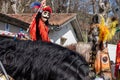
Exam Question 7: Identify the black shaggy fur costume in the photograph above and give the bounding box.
[0,38,90,80]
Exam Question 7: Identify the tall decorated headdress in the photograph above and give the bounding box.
[30,1,41,9]
[42,6,52,13]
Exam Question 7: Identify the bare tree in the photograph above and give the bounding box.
[0,0,33,14]
[51,0,55,12]
[113,0,120,18]
[91,0,97,14]
[98,0,111,20]
[66,0,70,13]
[116,0,120,6]
[1,0,10,14]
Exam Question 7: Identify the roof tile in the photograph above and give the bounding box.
[7,13,76,26]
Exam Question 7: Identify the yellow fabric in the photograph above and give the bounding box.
[97,24,109,42]
[98,15,118,42]
[107,18,118,41]
[98,15,109,42]
[99,15,105,26]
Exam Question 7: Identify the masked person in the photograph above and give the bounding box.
[29,5,52,42]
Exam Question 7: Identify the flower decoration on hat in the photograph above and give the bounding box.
[30,1,41,9]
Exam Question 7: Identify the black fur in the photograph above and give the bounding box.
[0,38,90,80]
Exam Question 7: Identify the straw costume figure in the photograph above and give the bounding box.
[88,1,118,79]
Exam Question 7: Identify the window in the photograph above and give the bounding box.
[19,28,23,33]
[5,24,9,32]
[60,37,67,45]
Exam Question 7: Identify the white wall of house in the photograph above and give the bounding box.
[0,22,6,30]
[49,23,78,46]
[108,44,117,63]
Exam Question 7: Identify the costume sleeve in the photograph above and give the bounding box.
[29,17,36,41]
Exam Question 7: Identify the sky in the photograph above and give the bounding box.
[109,0,117,6]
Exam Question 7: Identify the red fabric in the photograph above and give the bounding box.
[42,6,52,13]
[29,14,50,42]
[115,41,120,77]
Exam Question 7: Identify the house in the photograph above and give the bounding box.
[0,13,29,39]
[0,13,84,46]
